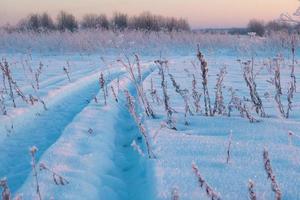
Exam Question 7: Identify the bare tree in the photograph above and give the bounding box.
[81,14,109,29]
[56,11,78,32]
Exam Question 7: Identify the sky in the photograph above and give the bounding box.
[0,0,298,28]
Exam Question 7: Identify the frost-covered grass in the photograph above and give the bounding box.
[0,31,300,200]
[142,57,300,199]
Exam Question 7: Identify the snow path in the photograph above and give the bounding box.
[107,69,155,200]
[0,68,123,193]
[17,65,155,199]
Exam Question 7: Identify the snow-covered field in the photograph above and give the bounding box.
[0,31,300,200]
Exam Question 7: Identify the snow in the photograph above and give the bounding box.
[0,32,300,200]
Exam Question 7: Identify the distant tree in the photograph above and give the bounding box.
[129,12,159,31]
[56,11,78,32]
[27,14,40,30]
[40,13,55,30]
[112,12,128,30]
[11,11,190,32]
[265,20,292,33]
[247,19,265,37]
[81,14,109,29]
[175,18,190,31]
[16,13,54,31]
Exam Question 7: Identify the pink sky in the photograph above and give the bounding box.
[0,0,298,28]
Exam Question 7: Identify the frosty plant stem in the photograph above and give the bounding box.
[0,90,7,115]
[263,148,281,200]
[0,177,11,200]
[0,60,29,108]
[63,66,71,82]
[196,45,212,116]
[118,55,155,118]
[287,131,300,146]
[169,73,193,125]
[99,73,107,105]
[272,58,288,118]
[226,131,232,164]
[111,85,118,102]
[248,179,257,200]
[34,62,43,90]
[39,163,69,185]
[0,61,16,108]
[192,162,221,200]
[30,146,42,200]
[213,67,227,116]
[290,35,296,93]
[155,59,176,130]
[192,74,201,113]
[125,90,156,159]
[240,60,266,117]
[150,78,161,105]
[228,87,257,123]
[171,187,179,200]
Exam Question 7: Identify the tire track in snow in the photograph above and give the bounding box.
[106,67,155,200]
[16,65,155,200]
[0,69,123,193]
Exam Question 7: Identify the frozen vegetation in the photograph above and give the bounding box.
[0,30,300,200]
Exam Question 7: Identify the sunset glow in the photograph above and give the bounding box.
[0,0,299,28]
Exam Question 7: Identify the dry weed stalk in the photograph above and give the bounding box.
[0,61,16,107]
[0,60,30,109]
[171,187,179,200]
[248,179,257,200]
[150,78,161,105]
[192,162,221,200]
[99,73,107,105]
[290,35,296,93]
[287,130,300,146]
[240,60,266,117]
[192,74,201,113]
[263,148,281,200]
[34,62,43,90]
[196,45,212,116]
[125,90,156,159]
[155,59,176,130]
[272,58,288,118]
[63,67,71,82]
[0,89,7,115]
[39,163,69,185]
[269,55,296,118]
[213,67,227,116]
[0,178,11,200]
[30,146,42,200]
[118,55,155,118]
[228,88,257,123]
[111,86,118,102]
[169,74,193,125]
[226,131,232,164]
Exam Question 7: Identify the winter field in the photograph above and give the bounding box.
[0,30,300,200]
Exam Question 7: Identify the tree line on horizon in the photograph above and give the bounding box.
[231,19,300,36]
[3,11,191,32]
